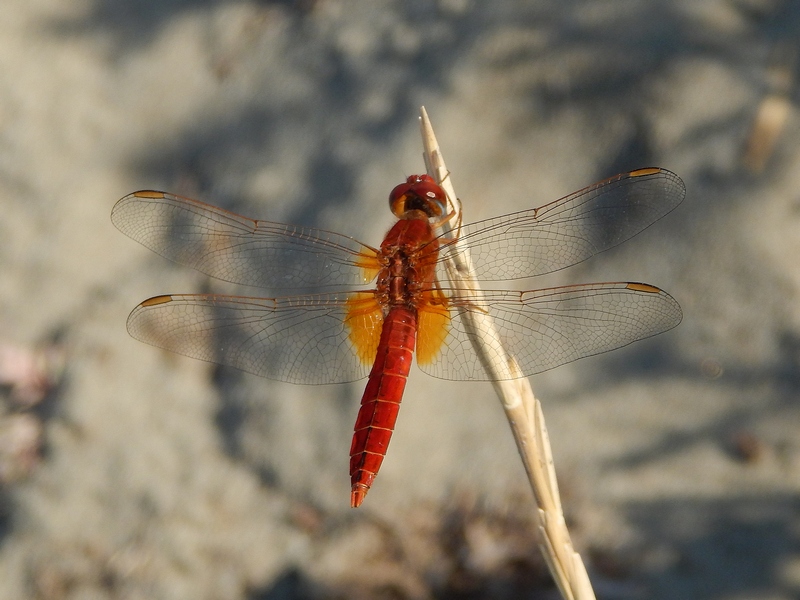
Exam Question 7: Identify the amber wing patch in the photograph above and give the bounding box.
[356,248,381,284]
[416,289,451,365]
[345,294,384,365]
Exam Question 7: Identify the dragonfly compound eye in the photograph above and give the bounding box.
[388,175,447,218]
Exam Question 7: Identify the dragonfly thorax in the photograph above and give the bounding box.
[375,214,440,312]
[377,251,423,310]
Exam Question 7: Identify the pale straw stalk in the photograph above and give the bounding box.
[419,107,596,600]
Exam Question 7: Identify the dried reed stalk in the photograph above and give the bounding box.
[419,107,596,600]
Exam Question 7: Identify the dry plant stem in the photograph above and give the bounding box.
[418,107,596,600]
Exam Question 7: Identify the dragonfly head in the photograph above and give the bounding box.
[389,174,448,220]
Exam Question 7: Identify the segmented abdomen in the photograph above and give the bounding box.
[349,306,416,508]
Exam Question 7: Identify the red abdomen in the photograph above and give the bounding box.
[349,306,417,508]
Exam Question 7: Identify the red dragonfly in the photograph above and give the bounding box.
[112,167,684,507]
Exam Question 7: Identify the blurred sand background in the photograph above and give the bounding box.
[1,0,800,598]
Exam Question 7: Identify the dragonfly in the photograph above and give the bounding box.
[112,167,684,507]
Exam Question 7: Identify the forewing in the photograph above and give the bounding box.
[418,282,682,381]
[126,292,382,384]
[112,191,380,291]
[439,168,685,281]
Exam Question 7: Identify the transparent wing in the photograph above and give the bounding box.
[126,292,382,384]
[112,191,379,291]
[437,168,685,281]
[418,282,682,381]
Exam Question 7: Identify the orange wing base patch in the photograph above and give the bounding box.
[416,289,450,365]
[356,248,381,284]
[345,294,384,365]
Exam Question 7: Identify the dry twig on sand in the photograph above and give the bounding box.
[419,107,596,600]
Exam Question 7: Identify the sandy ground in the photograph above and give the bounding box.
[1,0,799,598]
